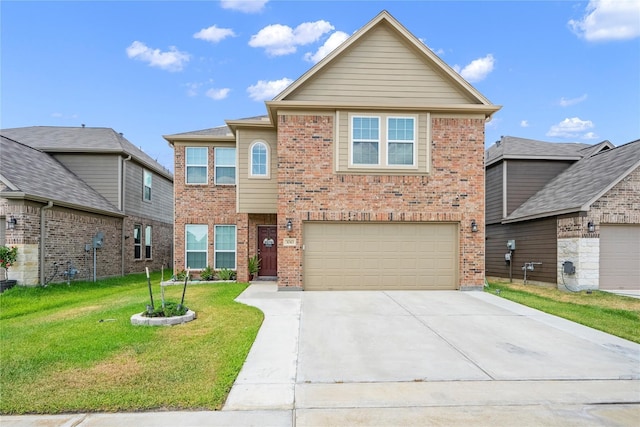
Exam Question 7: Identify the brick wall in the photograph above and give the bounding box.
[276,114,486,289]
[173,144,244,278]
[1,199,123,285]
[123,215,173,275]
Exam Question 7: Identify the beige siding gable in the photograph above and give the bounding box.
[284,22,475,105]
[237,128,278,213]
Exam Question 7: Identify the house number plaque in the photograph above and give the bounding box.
[283,238,297,247]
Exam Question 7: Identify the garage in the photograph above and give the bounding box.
[303,222,458,290]
[600,224,640,290]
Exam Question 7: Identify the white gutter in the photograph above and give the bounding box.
[40,201,53,286]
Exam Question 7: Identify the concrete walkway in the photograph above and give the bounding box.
[3,283,639,426]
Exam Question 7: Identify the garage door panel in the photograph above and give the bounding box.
[600,225,640,290]
[304,222,458,290]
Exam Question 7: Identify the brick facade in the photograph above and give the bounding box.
[1,199,122,285]
[556,167,639,289]
[276,114,485,289]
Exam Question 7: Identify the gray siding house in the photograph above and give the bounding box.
[0,126,173,286]
[485,136,640,292]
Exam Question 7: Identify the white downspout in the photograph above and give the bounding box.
[40,201,53,286]
[121,155,132,276]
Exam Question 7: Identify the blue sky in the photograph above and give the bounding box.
[2,0,639,172]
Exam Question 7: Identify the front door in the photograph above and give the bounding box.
[258,226,277,277]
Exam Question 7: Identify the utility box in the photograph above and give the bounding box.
[507,240,516,250]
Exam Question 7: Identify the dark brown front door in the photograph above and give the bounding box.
[258,226,277,277]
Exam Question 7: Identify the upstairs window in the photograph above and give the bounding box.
[250,141,269,177]
[143,169,152,201]
[186,147,208,184]
[215,147,236,185]
[352,116,380,165]
[387,117,415,166]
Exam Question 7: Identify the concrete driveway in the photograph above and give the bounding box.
[226,283,640,426]
[3,283,639,427]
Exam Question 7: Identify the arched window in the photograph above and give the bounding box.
[250,141,269,177]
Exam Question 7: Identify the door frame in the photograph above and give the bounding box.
[257,225,278,278]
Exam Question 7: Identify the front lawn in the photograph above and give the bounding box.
[0,272,263,414]
[486,281,640,344]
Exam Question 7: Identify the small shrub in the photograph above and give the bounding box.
[173,269,187,281]
[200,265,215,281]
[217,268,236,281]
[144,301,188,318]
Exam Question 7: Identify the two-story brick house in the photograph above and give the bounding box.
[165,11,500,290]
[1,126,173,286]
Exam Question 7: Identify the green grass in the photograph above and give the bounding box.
[0,271,263,414]
[486,281,640,344]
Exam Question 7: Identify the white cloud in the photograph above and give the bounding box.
[546,117,596,138]
[126,41,190,72]
[569,0,640,41]
[247,77,293,101]
[520,120,529,128]
[582,132,599,140]
[194,25,236,43]
[304,31,349,63]
[185,82,202,97]
[249,20,334,56]
[206,88,231,100]
[453,54,495,83]
[220,0,268,13]
[559,94,588,107]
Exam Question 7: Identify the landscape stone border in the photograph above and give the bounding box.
[130,310,196,326]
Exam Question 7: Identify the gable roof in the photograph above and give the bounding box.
[0,126,173,180]
[266,10,500,119]
[504,139,640,222]
[0,136,123,216]
[484,136,615,166]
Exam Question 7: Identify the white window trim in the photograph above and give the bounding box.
[350,115,381,166]
[143,169,152,201]
[185,147,209,185]
[249,141,270,179]
[386,116,417,167]
[145,225,152,259]
[348,113,419,170]
[134,224,142,260]
[214,225,237,270]
[185,224,208,270]
[214,147,236,186]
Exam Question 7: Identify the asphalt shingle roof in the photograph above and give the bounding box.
[0,126,172,180]
[505,139,640,221]
[0,136,122,216]
[485,136,592,166]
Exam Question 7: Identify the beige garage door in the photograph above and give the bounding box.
[303,222,458,290]
[600,225,640,290]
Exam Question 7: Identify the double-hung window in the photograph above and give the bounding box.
[186,224,208,269]
[350,115,416,168]
[250,142,268,177]
[133,224,142,259]
[214,225,236,269]
[186,147,208,184]
[145,225,152,259]
[143,170,152,201]
[387,117,415,166]
[352,116,380,165]
[215,147,236,185]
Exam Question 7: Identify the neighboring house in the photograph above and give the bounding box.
[485,136,640,291]
[164,11,500,291]
[0,126,174,286]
